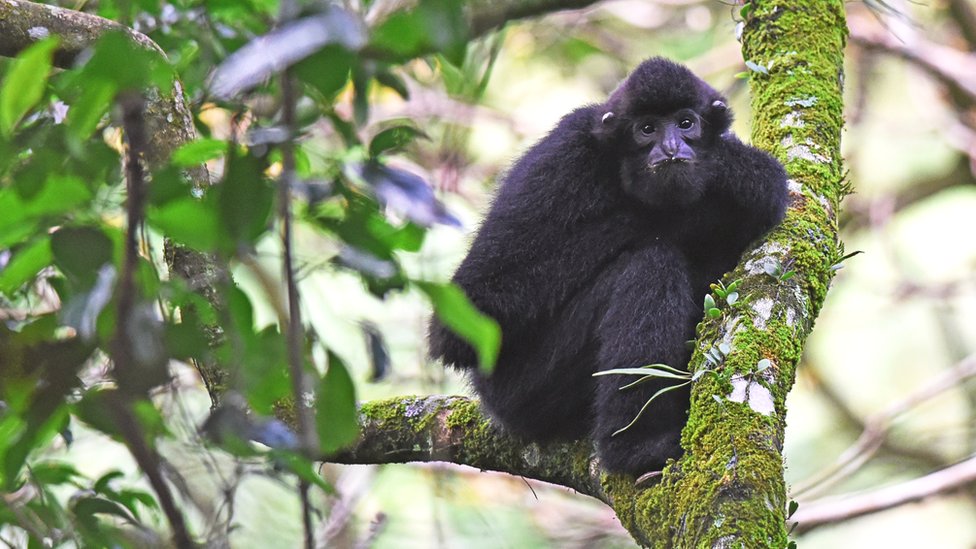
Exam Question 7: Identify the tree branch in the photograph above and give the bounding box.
[464,0,599,36]
[849,14,976,108]
[330,396,607,500]
[791,354,976,500]
[792,454,976,532]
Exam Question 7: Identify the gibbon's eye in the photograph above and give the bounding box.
[640,123,655,135]
[678,118,694,130]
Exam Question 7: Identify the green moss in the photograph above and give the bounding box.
[445,398,484,429]
[618,2,849,545]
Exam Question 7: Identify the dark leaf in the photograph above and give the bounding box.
[93,471,125,494]
[50,226,115,288]
[316,352,359,454]
[416,281,500,373]
[72,496,136,524]
[217,148,274,251]
[368,125,428,158]
[30,462,81,486]
[209,8,365,98]
[250,418,299,450]
[293,45,355,100]
[270,451,333,493]
[374,69,410,99]
[352,67,370,126]
[361,321,390,382]
[59,264,115,341]
[336,245,397,279]
[358,163,460,227]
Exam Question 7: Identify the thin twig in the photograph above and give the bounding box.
[276,16,317,543]
[792,353,976,499]
[115,92,195,549]
[792,454,976,532]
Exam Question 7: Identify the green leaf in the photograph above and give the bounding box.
[164,312,210,361]
[0,37,59,136]
[30,461,82,486]
[611,381,691,436]
[316,352,360,454]
[93,470,126,494]
[437,55,465,95]
[726,291,739,305]
[415,281,500,373]
[66,80,116,140]
[4,395,74,489]
[0,237,52,295]
[238,328,291,415]
[707,307,722,319]
[270,451,334,493]
[26,175,94,218]
[72,495,136,523]
[82,32,172,91]
[293,45,354,100]
[703,294,716,312]
[691,368,715,382]
[170,138,227,167]
[217,149,273,251]
[50,227,114,287]
[148,197,221,251]
[73,389,124,440]
[368,125,427,158]
[148,166,193,206]
[375,69,409,99]
[369,0,468,64]
[756,358,772,372]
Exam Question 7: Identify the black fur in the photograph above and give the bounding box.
[428,58,788,474]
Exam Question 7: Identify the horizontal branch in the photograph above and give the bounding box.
[791,354,976,500]
[792,454,976,532]
[464,0,600,35]
[850,16,976,107]
[0,0,163,66]
[329,395,607,501]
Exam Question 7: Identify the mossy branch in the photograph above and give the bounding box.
[329,395,607,499]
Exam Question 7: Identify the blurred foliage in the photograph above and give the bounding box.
[0,0,501,545]
[2,0,976,547]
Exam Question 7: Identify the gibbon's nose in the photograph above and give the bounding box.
[661,135,680,158]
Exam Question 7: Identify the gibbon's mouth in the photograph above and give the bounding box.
[649,158,693,170]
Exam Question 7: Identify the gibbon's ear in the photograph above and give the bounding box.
[592,109,619,144]
[703,99,733,134]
